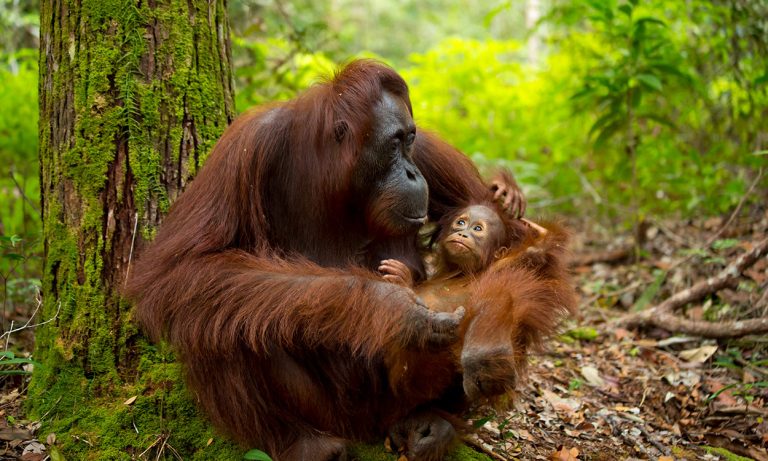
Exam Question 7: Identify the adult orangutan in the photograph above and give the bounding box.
[127,60,538,461]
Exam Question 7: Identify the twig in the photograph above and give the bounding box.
[616,237,768,337]
[4,321,12,350]
[577,170,602,205]
[733,356,768,377]
[461,435,507,461]
[8,170,40,214]
[664,167,763,273]
[125,212,139,289]
[638,424,669,456]
[71,434,94,447]
[570,247,632,267]
[139,435,162,459]
[701,167,763,248]
[0,295,61,344]
[713,404,768,416]
[579,281,642,309]
[39,396,62,423]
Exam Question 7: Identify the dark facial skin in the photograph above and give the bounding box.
[441,205,505,273]
[353,91,429,236]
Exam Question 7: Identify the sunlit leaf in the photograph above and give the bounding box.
[711,239,738,250]
[633,16,667,28]
[637,73,662,91]
[243,449,273,461]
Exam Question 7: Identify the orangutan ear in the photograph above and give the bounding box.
[334,120,349,143]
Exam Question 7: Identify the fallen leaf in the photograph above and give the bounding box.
[20,454,45,461]
[206,438,213,446]
[658,456,674,461]
[123,396,137,406]
[542,389,581,416]
[663,370,701,387]
[614,328,631,340]
[678,345,718,363]
[550,445,580,460]
[0,390,20,406]
[634,339,657,348]
[45,433,56,445]
[0,428,33,442]
[21,441,46,455]
[580,366,605,387]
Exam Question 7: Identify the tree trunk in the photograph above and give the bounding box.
[31,0,236,458]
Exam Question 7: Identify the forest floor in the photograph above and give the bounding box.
[465,208,768,461]
[0,209,766,461]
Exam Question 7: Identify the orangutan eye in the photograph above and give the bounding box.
[456,219,465,226]
[406,131,416,146]
[473,225,483,232]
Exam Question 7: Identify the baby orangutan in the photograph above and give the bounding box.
[379,204,542,287]
[379,201,571,398]
[379,203,575,459]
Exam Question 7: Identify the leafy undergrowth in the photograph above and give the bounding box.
[0,209,766,460]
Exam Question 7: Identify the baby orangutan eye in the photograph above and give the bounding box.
[473,225,483,232]
[456,219,465,226]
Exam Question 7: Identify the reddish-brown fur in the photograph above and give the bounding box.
[127,59,573,461]
[387,206,577,408]
[127,60,505,460]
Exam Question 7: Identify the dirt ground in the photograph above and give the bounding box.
[0,209,766,461]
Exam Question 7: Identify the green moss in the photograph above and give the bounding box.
[703,446,754,461]
[32,341,243,460]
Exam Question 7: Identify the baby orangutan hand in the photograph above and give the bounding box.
[379,259,414,287]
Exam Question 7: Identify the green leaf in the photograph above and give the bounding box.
[705,383,738,403]
[633,16,667,28]
[632,271,667,312]
[618,4,633,17]
[0,358,41,367]
[244,449,273,461]
[712,239,739,250]
[642,113,676,129]
[594,119,624,148]
[570,86,597,101]
[589,111,622,139]
[472,416,492,428]
[566,327,599,341]
[636,73,662,91]
[483,1,512,28]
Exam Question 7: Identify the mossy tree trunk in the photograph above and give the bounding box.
[31,0,237,458]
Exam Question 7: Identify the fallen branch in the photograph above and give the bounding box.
[615,237,768,338]
[570,247,632,267]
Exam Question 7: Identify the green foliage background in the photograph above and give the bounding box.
[2,0,766,336]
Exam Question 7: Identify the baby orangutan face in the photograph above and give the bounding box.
[441,205,505,273]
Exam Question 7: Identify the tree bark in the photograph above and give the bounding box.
[32,0,235,457]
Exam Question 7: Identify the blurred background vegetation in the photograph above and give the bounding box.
[1,0,766,317]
